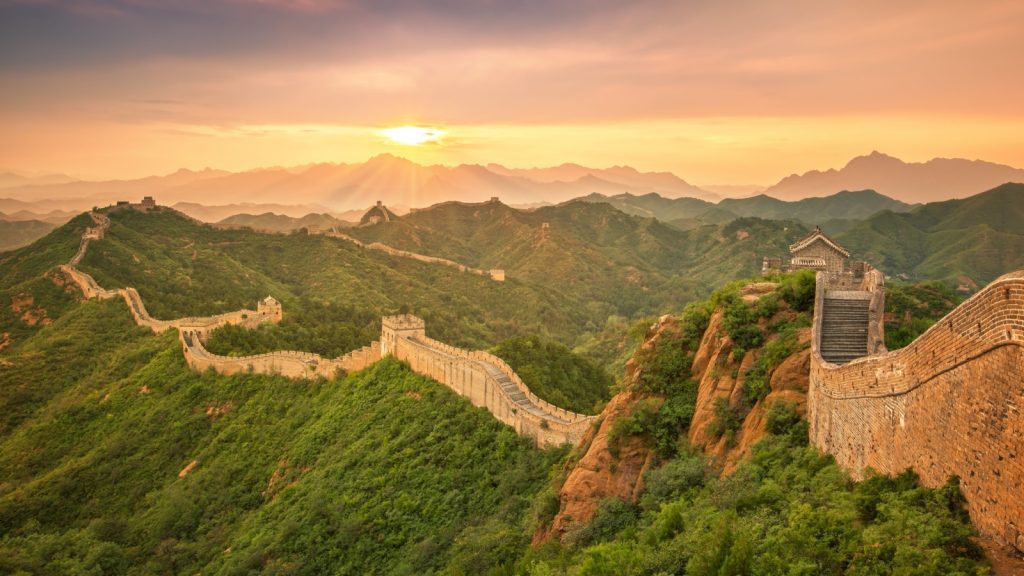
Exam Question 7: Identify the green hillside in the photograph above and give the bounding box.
[216,212,352,234]
[576,192,734,229]
[838,183,1024,287]
[720,189,914,223]
[0,207,614,411]
[0,213,93,347]
[75,208,590,352]
[0,299,564,574]
[0,226,992,574]
[0,218,57,252]
[347,200,805,318]
[576,189,913,231]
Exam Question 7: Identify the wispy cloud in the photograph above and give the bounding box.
[1,0,1023,179]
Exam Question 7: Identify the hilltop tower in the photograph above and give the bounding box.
[381,315,426,356]
[762,225,867,287]
[257,296,283,322]
[787,226,849,279]
[359,201,397,226]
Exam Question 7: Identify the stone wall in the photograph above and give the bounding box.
[181,332,380,379]
[119,287,281,338]
[60,210,585,447]
[809,270,1024,551]
[385,321,596,446]
[323,230,505,281]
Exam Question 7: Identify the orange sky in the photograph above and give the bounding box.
[1,0,1023,184]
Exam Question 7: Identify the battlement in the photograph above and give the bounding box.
[382,314,426,331]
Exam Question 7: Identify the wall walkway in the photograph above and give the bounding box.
[381,315,596,445]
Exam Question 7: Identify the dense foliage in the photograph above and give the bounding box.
[523,419,987,575]
[77,208,594,356]
[0,207,1002,575]
[204,299,379,358]
[0,300,565,575]
[347,200,805,320]
[490,335,614,415]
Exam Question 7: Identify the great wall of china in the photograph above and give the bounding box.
[61,206,590,446]
[57,205,1024,547]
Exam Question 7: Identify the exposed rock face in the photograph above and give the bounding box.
[536,388,657,542]
[687,309,810,473]
[534,316,676,543]
[536,288,812,544]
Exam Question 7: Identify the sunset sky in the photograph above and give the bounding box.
[1,0,1023,185]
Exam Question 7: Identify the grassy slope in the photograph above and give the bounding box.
[839,183,1024,286]
[2,207,613,427]
[77,208,590,352]
[0,219,58,252]
[348,201,804,318]
[0,213,88,346]
[0,299,564,575]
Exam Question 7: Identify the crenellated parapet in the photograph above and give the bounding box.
[180,332,380,379]
[809,269,1024,552]
[382,317,597,446]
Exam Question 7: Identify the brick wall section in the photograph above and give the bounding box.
[181,332,381,379]
[809,269,1024,551]
[792,238,846,281]
[381,314,596,446]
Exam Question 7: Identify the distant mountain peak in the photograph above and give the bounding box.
[845,150,903,169]
[765,152,1024,203]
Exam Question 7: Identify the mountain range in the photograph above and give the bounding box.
[579,189,914,232]
[836,182,1024,288]
[2,152,1021,223]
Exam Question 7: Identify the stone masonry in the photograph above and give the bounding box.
[809,269,1024,552]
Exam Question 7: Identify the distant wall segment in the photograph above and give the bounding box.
[809,270,1024,551]
[323,230,505,281]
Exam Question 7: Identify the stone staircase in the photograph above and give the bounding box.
[478,361,570,425]
[820,294,870,364]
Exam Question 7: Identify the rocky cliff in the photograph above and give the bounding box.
[538,280,813,542]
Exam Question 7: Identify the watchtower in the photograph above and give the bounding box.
[381,315,426,356]
[258,296,283,322]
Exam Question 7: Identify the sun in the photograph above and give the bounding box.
[381,125,445,146]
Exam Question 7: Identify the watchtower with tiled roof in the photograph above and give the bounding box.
[787,226,850,280]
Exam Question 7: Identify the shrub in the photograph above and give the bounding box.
[706,398,744,443]
[564,498,640,548]
[777,269,817,312]
[641,454,706,509]
[765,400,802,435]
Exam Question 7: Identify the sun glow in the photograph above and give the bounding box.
[381,125,445,146]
